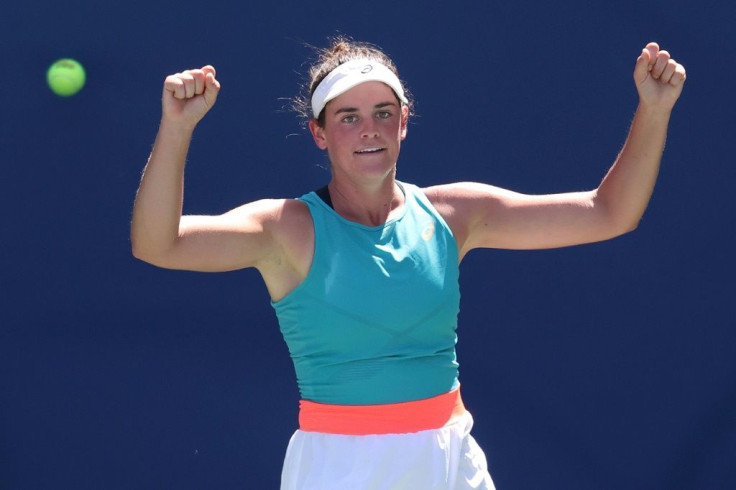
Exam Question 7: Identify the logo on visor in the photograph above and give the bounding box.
[361,64,373,74]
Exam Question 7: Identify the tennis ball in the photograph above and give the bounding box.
[47,59,86,97]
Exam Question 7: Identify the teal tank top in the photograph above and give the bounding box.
[272,182,461,405]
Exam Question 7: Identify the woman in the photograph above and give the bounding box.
[131,38,686,489]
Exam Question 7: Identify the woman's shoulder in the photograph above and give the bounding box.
[262,197,313,234]
[418,182,461,210]
[251,197,315,301]
[226,196,311,228]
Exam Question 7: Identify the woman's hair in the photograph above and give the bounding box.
[293,35,413,127]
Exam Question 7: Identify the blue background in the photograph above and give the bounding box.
[2,0,735,488]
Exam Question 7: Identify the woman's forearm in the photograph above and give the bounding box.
[130,121,193,262]
[595,103,672,233]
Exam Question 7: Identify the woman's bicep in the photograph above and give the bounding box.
[146,200,283,272]
[435,183,620,253]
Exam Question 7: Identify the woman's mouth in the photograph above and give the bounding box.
[355,147,385,154]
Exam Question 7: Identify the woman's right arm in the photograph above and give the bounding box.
[130,66,286,273]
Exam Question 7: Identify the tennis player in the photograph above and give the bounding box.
[131,38,686,489]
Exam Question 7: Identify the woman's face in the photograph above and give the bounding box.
[309,81,409,183]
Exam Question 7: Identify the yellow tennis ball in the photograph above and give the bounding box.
[47,58,86,97]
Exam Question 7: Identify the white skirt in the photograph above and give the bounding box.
[280,411,495,490]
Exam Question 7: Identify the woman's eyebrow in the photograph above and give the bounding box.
[335,101,397,114]
[334,106,359,115]
[334,101,397,115]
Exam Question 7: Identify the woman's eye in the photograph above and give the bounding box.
[342,115,358,123]
[376,111,391,119]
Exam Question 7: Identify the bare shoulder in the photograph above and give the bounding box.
[224,197,309,225]
[422,182,507,222]
[267,198,314,244]
[422,183,488,258]
[423,182,515,204]
[422,182,525,258]
[422,183,463,212]
[242,197,314,301]
[226,197,312,257]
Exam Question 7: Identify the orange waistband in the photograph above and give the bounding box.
[298,387,466,435]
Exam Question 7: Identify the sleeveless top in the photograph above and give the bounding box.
[271,182,461,405]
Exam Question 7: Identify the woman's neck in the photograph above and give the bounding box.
[328,175,404,226]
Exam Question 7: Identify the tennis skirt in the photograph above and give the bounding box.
[280,389,495,490]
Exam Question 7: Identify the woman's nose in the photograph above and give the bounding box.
[361,118,379,138]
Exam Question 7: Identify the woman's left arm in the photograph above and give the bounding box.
[427,42,686,258]
[594,42,686,235]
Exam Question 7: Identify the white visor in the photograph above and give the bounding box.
[311,59,408,119]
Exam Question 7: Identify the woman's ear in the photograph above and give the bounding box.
[400,105,409,140]
[309,119,328,150]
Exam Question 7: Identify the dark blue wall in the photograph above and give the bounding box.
[2,1,734,488]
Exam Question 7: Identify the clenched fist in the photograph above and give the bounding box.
[162,65,221,129]
[634,42,686,111]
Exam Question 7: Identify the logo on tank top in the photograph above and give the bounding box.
[421,219,435,241]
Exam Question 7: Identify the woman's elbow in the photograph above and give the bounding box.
[130,238,172,267]
[606,213,643,240]
[593,194,645,239]
[131,241,158,265]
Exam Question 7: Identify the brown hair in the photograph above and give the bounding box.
[293,35,413,127]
